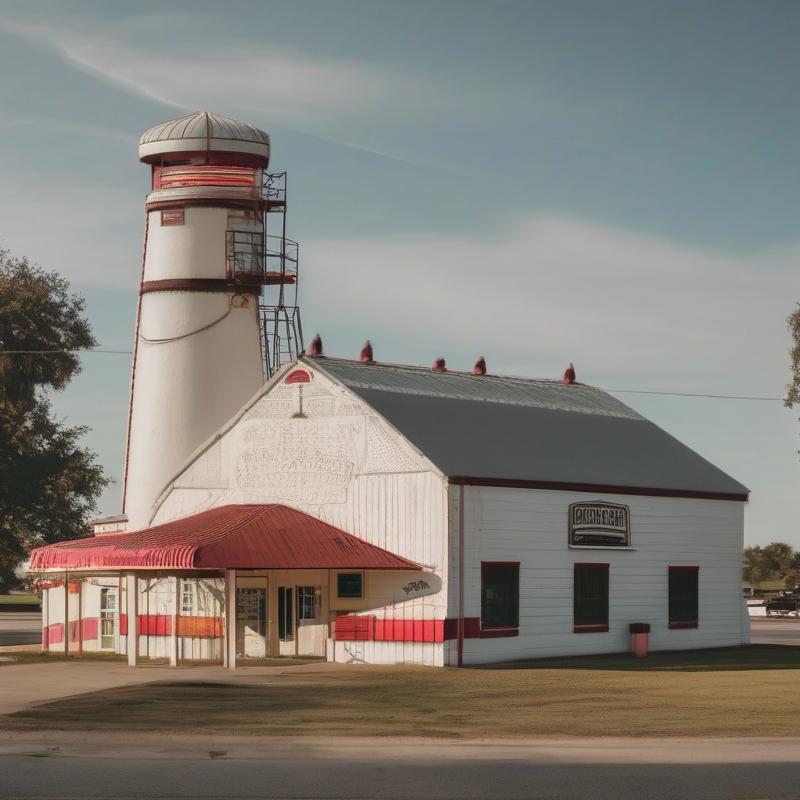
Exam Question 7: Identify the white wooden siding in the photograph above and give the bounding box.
[450,485,748,665]
[152,369,450,665]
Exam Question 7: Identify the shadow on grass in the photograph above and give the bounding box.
[472,644,800,672]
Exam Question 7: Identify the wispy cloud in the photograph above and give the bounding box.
[303,214,799,393]
[0,16,446,157]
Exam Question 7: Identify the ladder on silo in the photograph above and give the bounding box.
[259,304,303,379]
[258,171,304,379]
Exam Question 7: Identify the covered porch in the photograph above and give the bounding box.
[29,504,423,668]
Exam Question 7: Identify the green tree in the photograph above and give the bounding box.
[0,250,107,591]
[742,546,766,585]
[788,303,800,409]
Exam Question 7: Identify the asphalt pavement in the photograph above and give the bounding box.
[749,616,800,646]
[2,736,800,800]
[0,611,41,646]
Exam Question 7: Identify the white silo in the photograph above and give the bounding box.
[123,112,300,529]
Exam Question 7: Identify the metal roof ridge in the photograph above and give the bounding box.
[307,355,598,390]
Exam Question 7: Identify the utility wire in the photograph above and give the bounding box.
[0,348,789,402]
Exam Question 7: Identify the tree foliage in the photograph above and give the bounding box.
[743,543,800,590]
[0,250,107,591]
[788,304,800,409]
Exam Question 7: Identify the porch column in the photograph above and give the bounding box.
[224,569,236,670]
[41,586,49,652]
[126,572,138,666]
[77,579,83,654]
[170,576,179,667]
[63,570,69,654]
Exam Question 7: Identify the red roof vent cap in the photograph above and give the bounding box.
[432,357,447,372]
[308,334,323,357]
[562,362,576,384]
[360,340,374,363]
[473,356,487,376]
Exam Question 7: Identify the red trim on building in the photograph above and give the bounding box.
[138,614,172,636]
[448,476,748,502]
[285,369,312,384]
[332,616,522,644]
[140,278,262,295]
[573,624,610,633]
[374,618,444,643]
[154,165,259,190]
[478,627,519,638]
[46,623,64,645]
[176,616,224,638]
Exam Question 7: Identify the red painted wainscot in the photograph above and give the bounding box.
[334,616,517,643]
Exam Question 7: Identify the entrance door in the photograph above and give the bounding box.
[99,588,117,650]
[297,586,325,656]
[278,586,294,656]
[236,587,267,658]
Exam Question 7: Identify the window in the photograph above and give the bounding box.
[481,563,519,630]
[99,588,116,650]
[337,573,363,599]
[161,208,184,226]
[278,586,293,641]
[669,566,699,629]
[574,563,609,632]
[297,586,316,620]
[180,580,194,615]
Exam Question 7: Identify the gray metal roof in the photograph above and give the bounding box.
[138,112,270,162]
[308,357,749,499]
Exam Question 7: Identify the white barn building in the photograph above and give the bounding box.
[30,113,750,667]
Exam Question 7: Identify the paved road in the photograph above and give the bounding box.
[0,611,41,646]
[1,736,800,800]
[749,617,800,646]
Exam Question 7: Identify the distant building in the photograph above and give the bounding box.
[30,114,750,667]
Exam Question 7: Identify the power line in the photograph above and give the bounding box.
[0,348,789,402]
[605,388,785,402]
[0,349,132,354]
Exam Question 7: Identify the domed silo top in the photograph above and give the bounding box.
[138,111,270,166]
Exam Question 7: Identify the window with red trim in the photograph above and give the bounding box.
[668,566,699,629]
[481,562,519,631]
[574,563,609,632]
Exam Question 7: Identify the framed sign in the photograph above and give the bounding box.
[569,501,631,547]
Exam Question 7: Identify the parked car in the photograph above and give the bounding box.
[765,592,800,617]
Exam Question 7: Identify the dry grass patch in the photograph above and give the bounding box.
[5,646,800,738]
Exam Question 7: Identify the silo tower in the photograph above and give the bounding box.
[123,112,302,529]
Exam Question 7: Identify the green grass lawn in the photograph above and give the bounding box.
[0,594,39,605]
[5,646,800,738]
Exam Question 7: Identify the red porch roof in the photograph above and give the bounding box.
[29,504,421,572]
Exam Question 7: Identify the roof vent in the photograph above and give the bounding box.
[308,334,324,357]
[473,356,487,376]
[360,340,374,363]
[432,357,447,372]
[562,362,576,384]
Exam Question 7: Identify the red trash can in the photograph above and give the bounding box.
[629,623,650,658]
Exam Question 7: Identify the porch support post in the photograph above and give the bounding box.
[41,585,49,652]
[77,578,83,654]
[225,569,236,670]
[63,570,69,654]
[126,572,138,667]
[170,576,179,668]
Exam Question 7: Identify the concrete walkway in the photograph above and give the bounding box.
[0,659,345,716]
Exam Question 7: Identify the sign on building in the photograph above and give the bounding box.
[568,501,631,547]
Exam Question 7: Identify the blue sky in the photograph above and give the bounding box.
[0,0,797,545]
